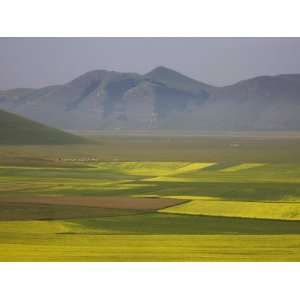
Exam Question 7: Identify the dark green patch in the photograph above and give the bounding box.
[0,201,140,221]
[72,212,300,235]
[0,109,88,145]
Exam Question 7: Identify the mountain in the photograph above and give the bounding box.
[1,67,300,131]
[0,67,210,130]
[205,75,300,130]
[145,66,213,95]
[0,109,87,145]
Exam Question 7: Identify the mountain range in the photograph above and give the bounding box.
[1,66,300,131]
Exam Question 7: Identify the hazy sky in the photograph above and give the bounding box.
[1,37,300,89]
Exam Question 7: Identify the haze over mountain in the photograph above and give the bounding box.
[0,109,87,145]
[0,66,300,131]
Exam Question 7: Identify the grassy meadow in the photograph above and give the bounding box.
[0,133,300,261]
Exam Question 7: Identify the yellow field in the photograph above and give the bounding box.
[160,196,300,220]
[94,162,214,177]
[1,157,300,261]
[220,163,266,172]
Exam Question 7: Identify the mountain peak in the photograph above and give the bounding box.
[69,69,114,84]
[146,66,182,76]
[145,66,214,94]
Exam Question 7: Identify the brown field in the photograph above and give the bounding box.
[0,201,141,221]
[0,196,185,211]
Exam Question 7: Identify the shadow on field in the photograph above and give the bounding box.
[145,181,300,201]
[68,212,300,235]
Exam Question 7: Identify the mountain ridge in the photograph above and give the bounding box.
[1,66,300,131]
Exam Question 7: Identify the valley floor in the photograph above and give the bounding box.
[0,135,300,261]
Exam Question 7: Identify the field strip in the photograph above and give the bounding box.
[139,162,215,182]
[169,163,216,175]
[0,202,142,221]
[220,163,266,172]
[159,196,300,220]
[95,162,186,176]
[0,165,89,170]
[143,176,300,183]
[1,234,300,261]
[0,196,185,211]
[93,162,215,177]
[143,176,204,182]
[162,195,222,201]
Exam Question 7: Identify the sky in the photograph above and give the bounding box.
[1,37,300,89]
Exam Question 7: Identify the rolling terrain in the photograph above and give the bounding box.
[0,109,87,145]
[0,134,300,261]
[1,67,300,130]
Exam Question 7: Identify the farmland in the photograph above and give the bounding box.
[0,133,300,261]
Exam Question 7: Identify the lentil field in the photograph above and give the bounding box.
[1,134,300,261]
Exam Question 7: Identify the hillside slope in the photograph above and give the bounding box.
[206,75,300,130]
[0,68,210,129]
[0,109,87,144]
[1,67,300,130]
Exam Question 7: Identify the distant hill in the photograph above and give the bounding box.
[1,67,300,131]
[0,109,87,145]
[206,75,300,130]
[145,66,213,95]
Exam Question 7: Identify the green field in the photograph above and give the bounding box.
[0,133,300,261]
[0,109,87,145]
